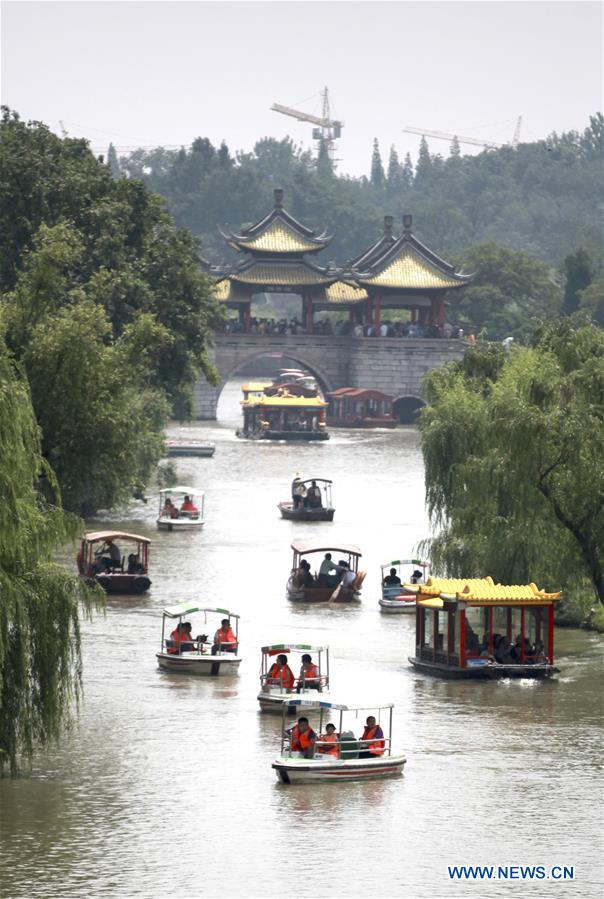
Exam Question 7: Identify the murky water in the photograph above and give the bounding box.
[1,380,602,898]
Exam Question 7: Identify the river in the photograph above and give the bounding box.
[0,380,602,898]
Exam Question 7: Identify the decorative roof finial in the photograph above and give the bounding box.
[403,214,413,235]
[274,188,284,208]
[384,215,394,237]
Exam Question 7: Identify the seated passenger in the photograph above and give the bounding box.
[410,569,424,584]
[266,653,295,690]
[162,497,179,519]
[494,634,513,663]
[212,618,237,655]
[288,717,317,758]
[318,552,339,587]
[339,562,357,592]
[510,634,524,663]
[383,567,401,586]
[298,559,314,587]
[464,621,480,654]
[316,723,339,757]
[358,716,385,758]
[297,654,322,692]
[180,495,198,516]
[180,621,198,652]
[167,622,187,654]
[127,553,144,574]
[306,480,322,508]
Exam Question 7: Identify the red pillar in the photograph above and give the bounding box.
[520,607,525,663]
[429,295,437,327]
[244,302,251,334]
[459,609,466,668]
[411,307,418,324]
[548,605,554,664]
[432,611,438,661]
[374,291,382,329]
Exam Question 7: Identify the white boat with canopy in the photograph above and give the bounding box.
[156,603,241,676]
[257,644,330,713]
[379,558,430,613]
[157,486,205,530]
[272,698,406,784]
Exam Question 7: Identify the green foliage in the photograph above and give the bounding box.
[447,242,563,341]
[0,337,103,774]
[0,108,225,513]
[370,138,385,189]
[562,248,593,316]
[419,323,604,608]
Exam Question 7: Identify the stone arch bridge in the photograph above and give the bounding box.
[194,334,466,422]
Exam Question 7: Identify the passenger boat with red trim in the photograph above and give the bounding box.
[278,478,335,521]
[379,558,430,613]
[157,486,205,530]
[77,531,151,594]
[257,644,330,713]
[286,540,365,602]
[407,576,561,678]
[156,604,242,676]
[272,699,406,784]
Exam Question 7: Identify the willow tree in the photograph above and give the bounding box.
[419,322,604,609]
[0,337,101,775]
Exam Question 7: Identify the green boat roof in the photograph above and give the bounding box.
[261,643,327,653]
[162,604,239,619]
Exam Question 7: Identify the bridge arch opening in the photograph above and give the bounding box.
[215,351,334,424]
[393,395,426,425]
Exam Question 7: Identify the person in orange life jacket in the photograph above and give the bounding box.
[288,717,317,758]
[180,495,198,515]
[167,622,186,654]
[297,653,321,692]
[162,497,179,519]
[267,653,295,689]
[316,723,339,758]
[212,619,237,655]
[358,716,385,758]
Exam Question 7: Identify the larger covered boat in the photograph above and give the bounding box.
[237,379,329,441]
[408,576,561,679]
[287,540,364,602]
[77,531,151,594]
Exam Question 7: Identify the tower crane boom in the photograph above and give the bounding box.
[403,126,503,149]
[271,87,343,166]
[271,103,328,129]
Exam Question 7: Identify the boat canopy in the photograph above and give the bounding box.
[409,576,561,606]
[84,531,151,545]
[294,478,333,487]
[286,698,394,711]
[261,643,327,653]
[159,486,204,496]
[291,539,361,557]
[162,603,240,619]
[381,558,429,569]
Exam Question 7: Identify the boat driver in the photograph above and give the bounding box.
[358,716,385,758]
[318,552,339,587]
[99,538,121,572]
[180,495,198,516]
[288,717,317,758]
[297,654,322,692]
[212,619,237,655]
[267,653,295,690]
[383,567,402,586]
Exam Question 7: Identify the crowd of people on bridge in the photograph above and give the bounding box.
[224,316,468,340]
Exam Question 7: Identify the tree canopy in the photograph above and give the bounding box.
[0,107,224,514]
[418,322,604,612]
[0,335,102,774]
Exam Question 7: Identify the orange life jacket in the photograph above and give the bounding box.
[362,724,385,755]
[291,725,317,753]
[318,732,339,757]
[299,663,320,686]
[167,628,182,654]
[215,627,236,648]
[181,501,197,512]
[267,663,295,689]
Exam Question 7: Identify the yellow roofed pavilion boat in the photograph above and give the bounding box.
[407,576,561,678]
[237,379,329,441]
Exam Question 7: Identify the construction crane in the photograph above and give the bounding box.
[403,116,522,151]
[271,87,343,164]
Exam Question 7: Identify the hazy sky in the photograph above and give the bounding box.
[2,0,602,175]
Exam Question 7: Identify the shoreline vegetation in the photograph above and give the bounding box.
[0,107,602,771]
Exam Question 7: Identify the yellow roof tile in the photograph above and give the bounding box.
[238,221,322,254]
[325,281,369,303]
[409,575,561,605]
[242,394,327,408]
[231,263,332,287]
[361,245,466,290]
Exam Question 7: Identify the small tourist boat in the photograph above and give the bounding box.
[237,380,329,441]
[156,604,241,676]
[326,388,396,428]
[257,644,330,713]
[379,558,430,613]
[272,699,406,784]
[278,478,335,521]
[286,540,365,602]
[408,576,561,679]
[157,486,205,530]
[165,439,215,457]
[77,531,151,594]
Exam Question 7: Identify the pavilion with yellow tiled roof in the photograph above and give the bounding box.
[406,575,561,679]
[347,214,473,332]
